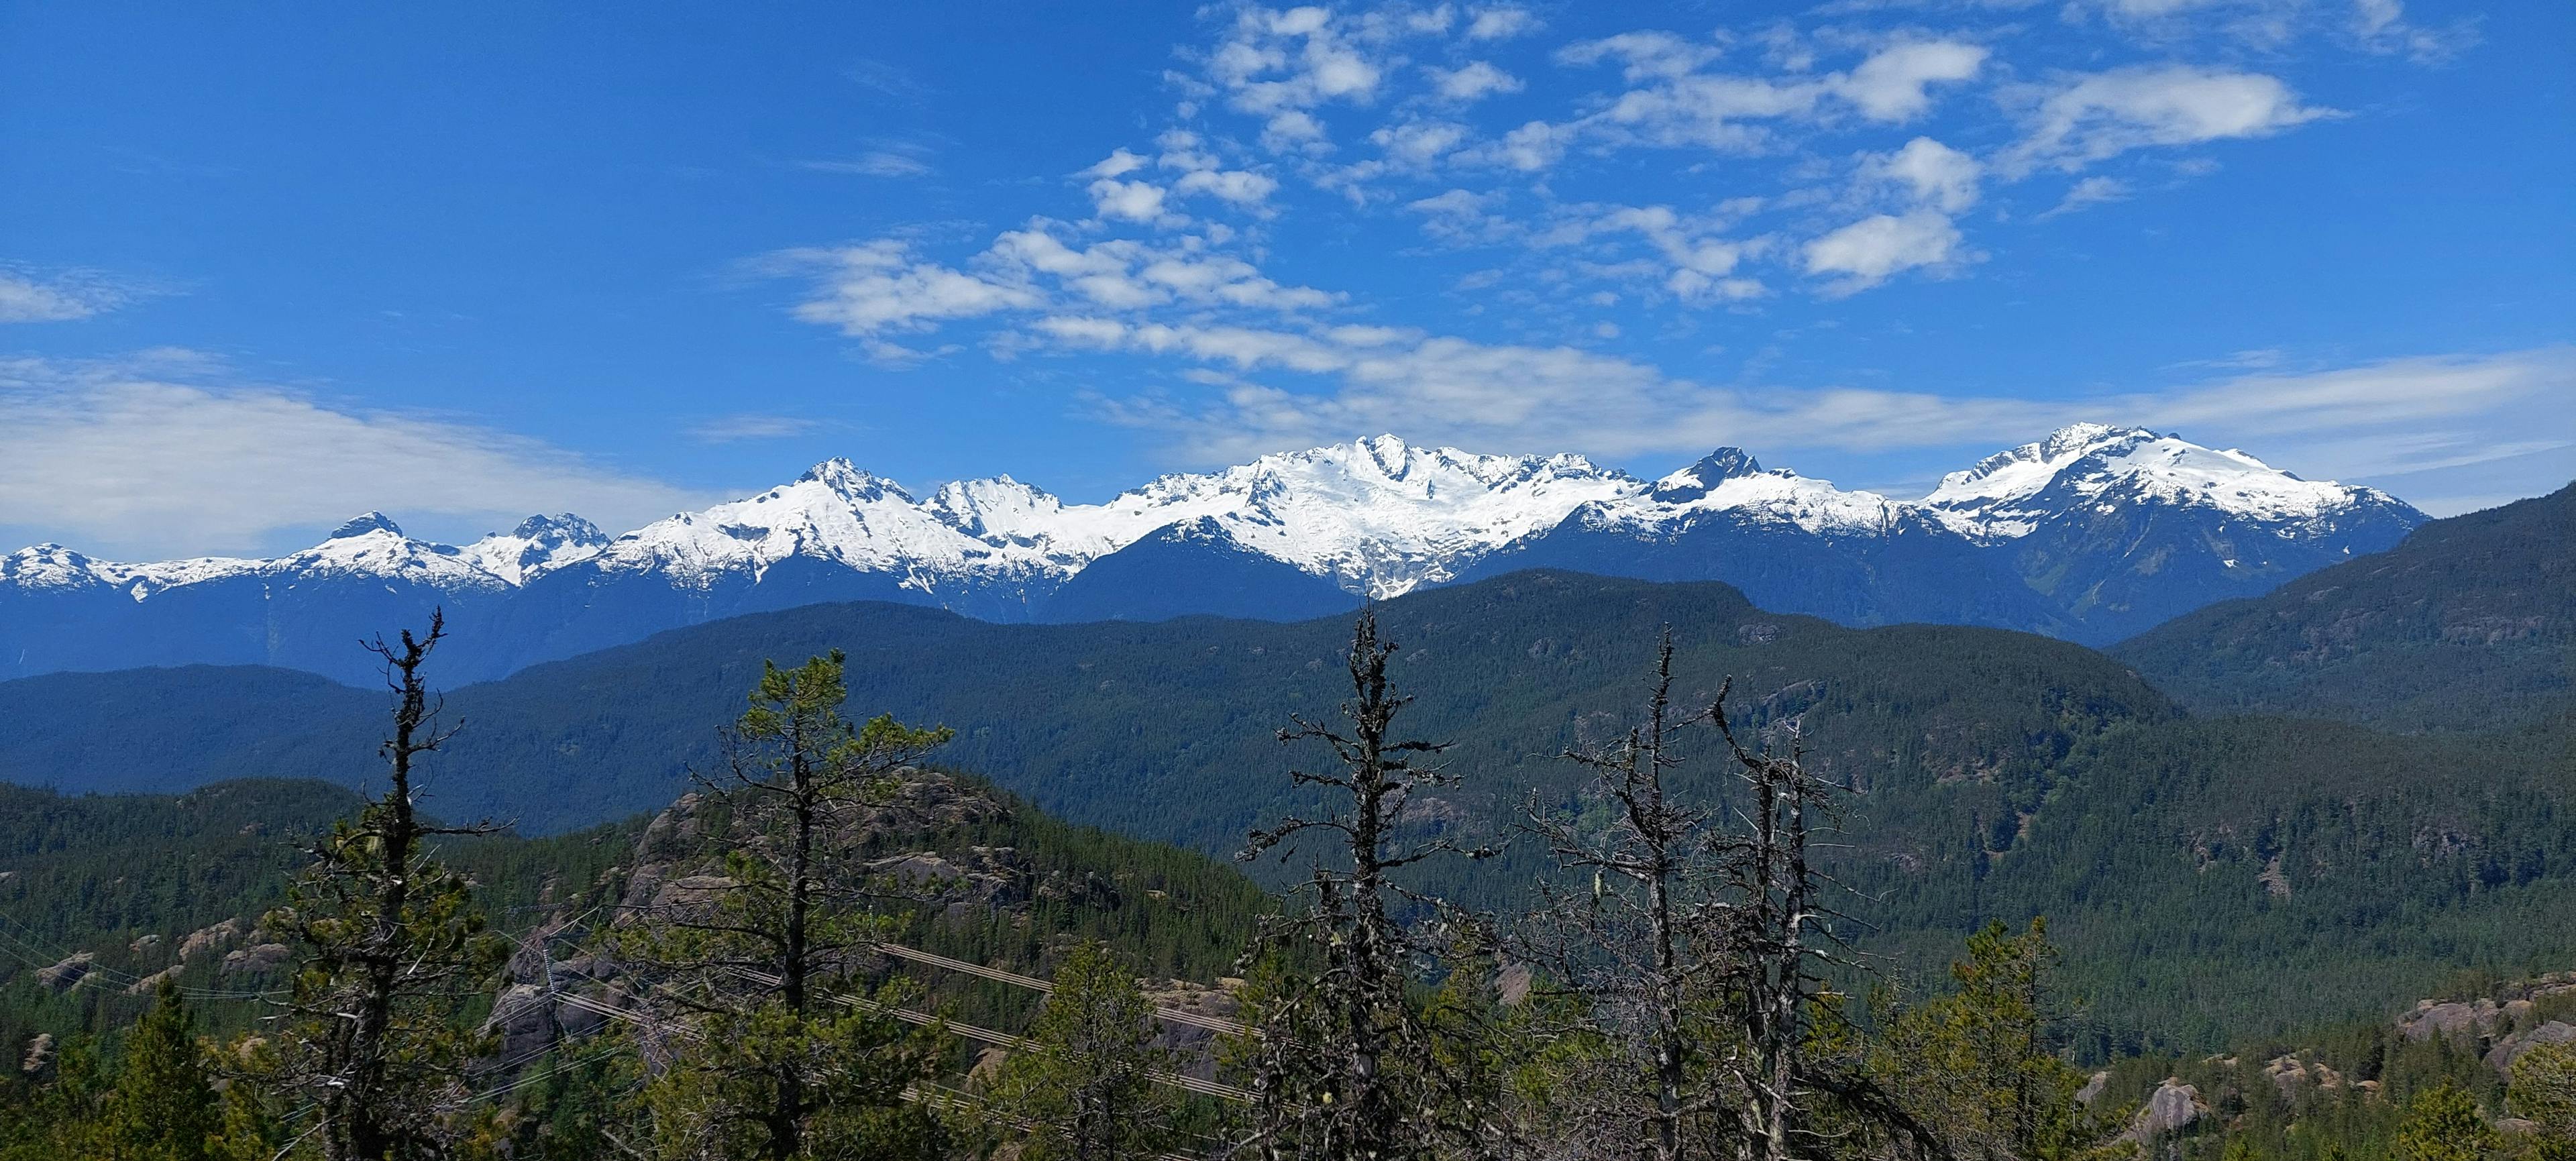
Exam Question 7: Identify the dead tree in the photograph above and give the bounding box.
[1236,608,1495,1161]
[1515,632,1735,1161]
[258,609,508,1161]
[1710,691,1930,1161]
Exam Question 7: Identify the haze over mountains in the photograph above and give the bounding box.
[0,424,2423,684]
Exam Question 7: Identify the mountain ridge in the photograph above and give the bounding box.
[1,427,2426,683]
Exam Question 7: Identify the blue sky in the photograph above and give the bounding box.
[3,0,2569,557]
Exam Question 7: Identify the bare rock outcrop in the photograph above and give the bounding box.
[221,942,291,975]
[124,965,181,995]
[2485,1020,2576,1072]
[20,1033,54,1076]
[2124,1079,2205,1141]
[34,952,93,992]
[179,918,245,960]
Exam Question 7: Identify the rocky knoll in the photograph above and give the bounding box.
[480,769,1244,1076]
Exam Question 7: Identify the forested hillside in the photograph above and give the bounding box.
[0,779,632,1055]
[2116,481,2575,732]
[5,571,2571,1047]
[3,621,2565,1161]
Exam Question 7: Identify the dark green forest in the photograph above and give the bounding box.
[2,610,2567,1160]
[2115,482,2574,732]
[5,569,2571,1045]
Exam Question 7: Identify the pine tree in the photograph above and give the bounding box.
[984,940,1179,1161]
[103,978,217,1161]
[252,611,510,1161]
[2506,1042,2575,1161]
[2393,1082,2496,1161]
[1882,919,2120,1161]
[614,651,954,1161]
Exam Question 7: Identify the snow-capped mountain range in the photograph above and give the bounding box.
[0,427,2425,685]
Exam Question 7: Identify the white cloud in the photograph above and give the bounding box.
[1203,5,1418,154]
[1803,209,1966,293]
[1140,131,1282,213]
[1083,148,1150,179]
[1535,204,1763,304]
[1557,32,1721,82]
[1428,60,1523,103]
[1077,320,2572,510]
[1464,6,1536,40]
[0,353,707,558]
[775,240,1042,335]
[1175,167,1281,207]
[1541,36,1983,160]
[1371,119,1472,166]
[1834,40,1988,122]
[1087,178,1174,223]
[2350,0,2479,60]
[2041,175,2131,217]
[1260,110,1330,153]
[2003,65,2335,174]
[1867,137,1981,213]
[0,271,133,323]
[1487,119,1568,171]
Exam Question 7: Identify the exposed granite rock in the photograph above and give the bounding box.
[34,952,93,992]
[2402,997,2506,1042]
[2485,1020,2576,1073]
[124,965,180,995]
[2124,1079,2205,1140]
[221,943,291,975]
[20,1033,54,1076]
[179,918,245,960]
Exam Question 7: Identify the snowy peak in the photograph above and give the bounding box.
[589,458,1044,590]
[328,511,405,540]
[924,476,1063,540]
[1923,424,2413,540]
[1094,437,1642,594]
[464,514,608,585]
[1,544,115,592]
[1650,448,1764,503]
[4,431,2426,616]
[797,456,910,503]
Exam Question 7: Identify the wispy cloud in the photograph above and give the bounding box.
[796,150,935,178]
[0,268,146,323]
[0,353,710,557]
[2039,175,2132,217]
[688,413,827,443]
[1998,65,2337,176]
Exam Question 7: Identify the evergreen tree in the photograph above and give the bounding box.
[983,940,1179,1161]
[1882,919,2122,1161]
[2393,1082,2496,1161]
[2506,1042,2575,1160]
[252,611,510,1161]
[614,651,954,1160]
[103,978,217,1161]
[0,1036,108,1161]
